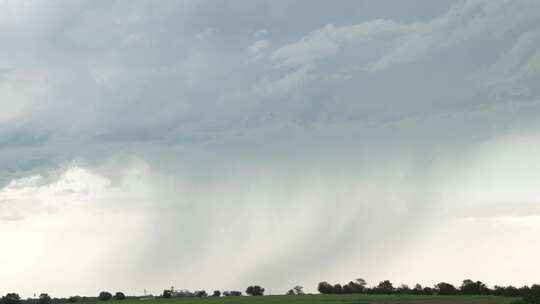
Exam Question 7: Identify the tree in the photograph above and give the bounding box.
[376,280,394,294]
[39,294,52,304]
[522,285,540,304]
[246,286,265,296]
[212,291,221,297]
[162,290,172,298]
[356,278,367,288]
[67,296,80,303]
[287,286,304,295]
[333,284,343,294]
[422,287,434,295]
[436,282,458,295]
[114,292,126,300]
[2,293,21,304]
[194,291,207,298]
[99,292,112,301]
[504,286,521,297]
[318,282,334,294]
[413,284,423,295]
[343,281,364,294]
[396,284,411,294]
[461,279,490,295]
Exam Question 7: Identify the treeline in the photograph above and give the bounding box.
[1,280,539,304]
[317,279,540,303]
[161,285,264,298]
[0,293,129,304]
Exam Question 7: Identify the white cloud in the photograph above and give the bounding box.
[271,20,421,69]
[366,0,540,71]
[475,29,540,101]
[248,39,271,55]
[0,159,153,221]
[247,39,271,63]
[258,20,422,94]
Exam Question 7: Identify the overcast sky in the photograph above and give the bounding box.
[1,0,540,297]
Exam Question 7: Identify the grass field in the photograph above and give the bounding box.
[108,295,517,304]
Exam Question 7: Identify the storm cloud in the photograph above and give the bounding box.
[1,0,540,297]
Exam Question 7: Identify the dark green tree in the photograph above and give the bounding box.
[114,292,126,300]
[317,282,334,294]
[2,293,21,304]
[436,282,458,295]
[246,286,264,296]
[162,290,172,298]
[98,292,112,301]
[396,284,411,294]
[39,294,52,304]
[522,285,540,304]
[376,280,394,294]
[413,284,423,295]
[461,279,490,295]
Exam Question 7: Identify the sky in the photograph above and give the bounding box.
[1,0,540,298]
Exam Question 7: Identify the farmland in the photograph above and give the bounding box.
[97,295,517,304]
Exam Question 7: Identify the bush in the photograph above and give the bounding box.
[67,296,79,303]
[194,290,207,298]
[98,292,112,301]
[212,291,221,297]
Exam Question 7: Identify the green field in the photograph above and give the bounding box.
[112,295,517,304]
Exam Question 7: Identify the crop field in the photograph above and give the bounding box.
[96,295,517,304]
